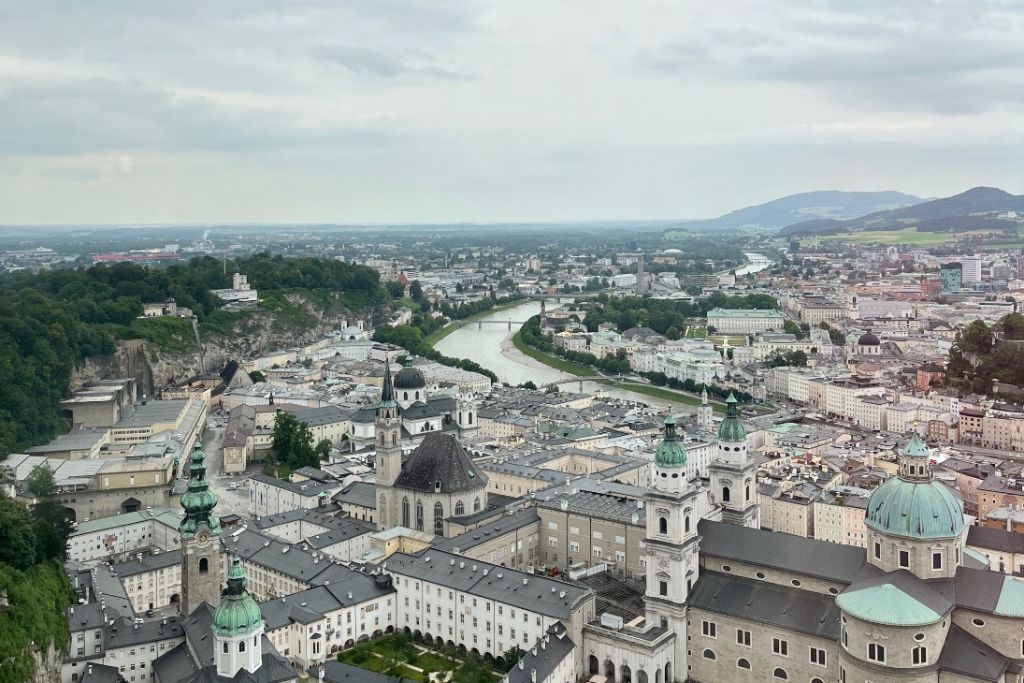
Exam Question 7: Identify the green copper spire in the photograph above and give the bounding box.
[654,415,687,468]
[212,557,263,637]
[379,358,397,410]
[179,443,220,539]
[716,392,746,443]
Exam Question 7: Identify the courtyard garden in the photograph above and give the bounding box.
[336,633,516,683]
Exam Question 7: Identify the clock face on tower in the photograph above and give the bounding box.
[657,557,669,571]
[198,530,209,542]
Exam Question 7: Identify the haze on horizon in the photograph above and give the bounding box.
[2,1,1023,226]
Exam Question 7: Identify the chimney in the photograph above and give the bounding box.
[531,669,537,683]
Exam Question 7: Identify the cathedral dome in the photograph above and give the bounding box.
[857,331,880,346]
[394,366,427,390]
[654,415,686,468]
[865,435,964,541]
[213,557,263,637]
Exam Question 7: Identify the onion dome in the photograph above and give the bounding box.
[717,393,747,443]
[857,330,880,346]
[654,415,686,468]
[865,435,965,540]
[179,443,219,538]
[212,557,263,637]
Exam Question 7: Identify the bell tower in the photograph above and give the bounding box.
[375,359,403,530]
[696,386,713,432]
[180,442,221,615]
[213,557,264,677]
[708,393,759,528]
[644,415,700,677]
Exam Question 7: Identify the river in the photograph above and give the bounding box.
[435,300,690,408]
[435,252,772,408]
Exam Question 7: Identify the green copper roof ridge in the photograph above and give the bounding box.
[836,583,943,626]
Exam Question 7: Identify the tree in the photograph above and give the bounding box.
[961,320,993,356]
[271,413,320,473]
[385,281,405,299]
[451,654,493,683]
[0,495,38,570]
[25,465,72,562]
[783,320,806,339]
[519,381,538,390]
[1001,313,1024,340]
[502,646,526,672]
[409,280,424,303]
[249,370,266,383]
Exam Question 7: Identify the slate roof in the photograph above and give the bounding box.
[400,402,441,420]
[317,661,414,683]
[938,624,1011,682]
[105,615,185,650]
[393,433,487,494]
[385,549,590,620]
[112,550,182,577]
[434,508,540,553]
[697,519,875,584]
[968,525,1024,554]
[506,625,575,683]
[689,571,840,639]
[332,481,377,509]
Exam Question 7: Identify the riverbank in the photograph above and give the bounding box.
[424,299,528,346]
[512,329,726,411]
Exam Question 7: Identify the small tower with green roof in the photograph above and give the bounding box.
[180,442,221,616]
[213,557,264,677]
[696,386,713,432]
[375,358,403,530]
[644,414,701,675]
[708,393,759,528]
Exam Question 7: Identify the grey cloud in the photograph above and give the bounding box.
[642,2,1024,113]
[315,44,469,80]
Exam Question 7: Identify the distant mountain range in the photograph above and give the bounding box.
[671,190,923,232]
[779,187,1024,237]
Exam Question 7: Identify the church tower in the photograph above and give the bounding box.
[456,392,478,435]
[644,416,700,677]
[375,359,403,530]
[708,393,759,528]
[180,442,221,615]
[696,386,713,432]
[213,557,264,677]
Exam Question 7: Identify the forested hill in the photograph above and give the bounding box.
[0,254,388,458]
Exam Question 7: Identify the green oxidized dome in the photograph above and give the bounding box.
[716,393,747,443]
[865,435,964,540]
[213,557,263,637]
[654,415,686,468]
[179,443,220,539]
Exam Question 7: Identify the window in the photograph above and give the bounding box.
[455,501,464,516]
[703,649,716,660]
[772,668,787,680]
[474,497,481,512]
[199,558,208,574]
[659,517,668,534]
[402,497,410,527]
[722,486,731,502]
[898,549,910,568]
[811,679,824,683]
[874,541,881,559]
[912,645,927,665]
[659,581,668,596]
[867,643,885,663]
[772,638,788,656]
[684,516,690,533]
[415,501,424,531]
[737,658,751,670]
[932,552,943,570]
[736,629,751,647]
[810,647,826,666]
[702,620,716,638]
[434,502,444,536]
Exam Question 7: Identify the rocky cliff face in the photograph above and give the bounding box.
[70,293,368,390]
[31,644,62,683]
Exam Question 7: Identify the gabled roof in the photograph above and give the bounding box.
[938,624,1011,682]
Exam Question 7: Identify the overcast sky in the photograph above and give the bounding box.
[1,1,1022,225]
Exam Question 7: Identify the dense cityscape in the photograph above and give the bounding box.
[3,3,1024,683]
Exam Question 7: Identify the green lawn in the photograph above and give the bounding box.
[600,380,726,412]
[685,326,707,339]
[336,635,506,683]
[816,227,1002,246]
[511,330,592,377]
